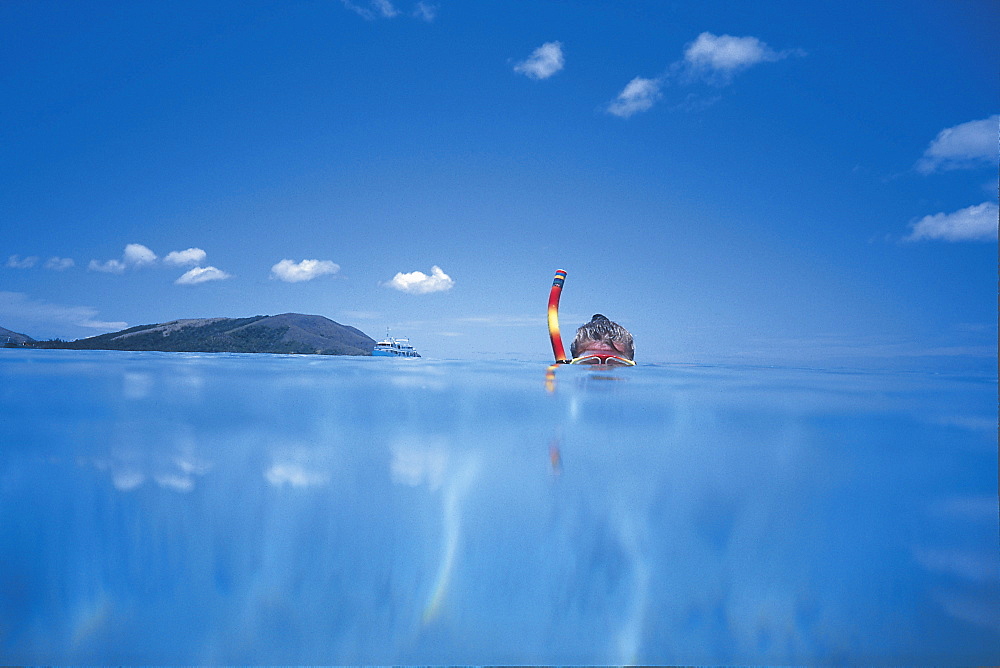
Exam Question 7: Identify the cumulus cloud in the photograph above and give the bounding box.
[123,243,157,266]
[44,257,75,271]
[905,202,998,242]
[916,115,999,174]
[87,243,229,283]
[607,76,663,118]
[270,259,341,283]
[683,32,787,75]
[514,41,565,80]
[386,265,455,294]
[164,248,207,266]
[606,32,796,117]
[5,255,38,269]
[89,243,156,273]
[175,266,231,285]
[0,291,127,332]
[88,259,126,274]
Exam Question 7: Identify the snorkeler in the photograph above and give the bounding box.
[569,314,634,366]
[547,270,635,366]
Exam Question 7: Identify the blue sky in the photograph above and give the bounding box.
[2,0,997,367]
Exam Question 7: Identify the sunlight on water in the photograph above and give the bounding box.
[1,349,997,664]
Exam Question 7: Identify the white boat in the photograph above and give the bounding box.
[372,334,420,357]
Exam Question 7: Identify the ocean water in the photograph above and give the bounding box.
[1,349,997,665]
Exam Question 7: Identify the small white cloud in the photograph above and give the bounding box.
[175,266,231,285]
[175,456,212,476]
[44,257,75,271]
[608,76,663,118]
[916,115,999,174]
[413,1,436,21]
[514,41,565,80]
[155,474,196,493]
[342,0,435,21]
[5,255,38,269]
[341,0,400,19]
[270,258,341,283]
[374,0,399,17]
[386,265,455,294]
[88,259,126,274]
[112,471,146,491]
[164,247,207,266]
[265,462,329,488]
[89,243,157,273]
[123,243,157,266]
[683,32,785,74]
[905,202,999,242]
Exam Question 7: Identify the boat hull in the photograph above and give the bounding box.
[372,349,419,357]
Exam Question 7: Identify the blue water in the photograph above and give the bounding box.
[1,349,997,665]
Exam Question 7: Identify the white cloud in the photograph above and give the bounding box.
[340,0,402,19]
[413,1,436,21]
[607,76,663,118]
[112,471,146,491]
[386,265,455,294]
[164,247,207,266]
[905,202,999,242]
[123,243,157,266]
[514,41,565,80]
[265,462,329,488]
[683,32,786,74]
[916,115,999,174]
[270,258,341,282]
[0,291,127,333]
[89,243,156,273]
[44,257,75,271]
[88,259,126,274]
[175,266,231,285]
[155,474,196,493]
[373,0,398,17]
[5,255,38,269]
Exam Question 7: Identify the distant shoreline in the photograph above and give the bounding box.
[2,313,377,357]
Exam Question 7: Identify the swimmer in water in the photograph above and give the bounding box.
[569,314,635,366]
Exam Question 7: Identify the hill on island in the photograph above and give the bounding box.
[33,314,376,356]
[1,326,35,346]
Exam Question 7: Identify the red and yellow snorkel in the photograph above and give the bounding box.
[547,269,569,363]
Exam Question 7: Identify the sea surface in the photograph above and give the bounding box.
[1,349,997,665]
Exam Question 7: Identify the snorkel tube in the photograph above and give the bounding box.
[548,269,568,362]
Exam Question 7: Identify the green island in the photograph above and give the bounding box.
[2,314,376,356]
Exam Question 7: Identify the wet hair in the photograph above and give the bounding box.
[570,314,634,360]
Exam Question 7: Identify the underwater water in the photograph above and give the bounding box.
[0,349,997,665]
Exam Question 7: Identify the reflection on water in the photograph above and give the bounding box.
[0,350,997,664]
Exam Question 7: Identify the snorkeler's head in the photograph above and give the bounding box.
[570,314,634,361]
